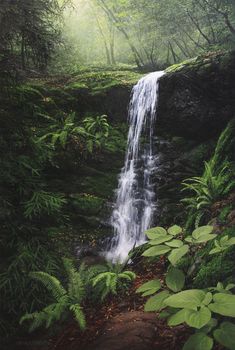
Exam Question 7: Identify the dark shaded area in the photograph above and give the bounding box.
[157,51,235,139]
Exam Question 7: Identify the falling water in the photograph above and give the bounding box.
[107,71,165,263]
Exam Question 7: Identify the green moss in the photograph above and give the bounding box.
[70,193,104,216]
[65,82,89,90]
[165,51,232,75]
[65,70,142,94]
[166,57,198,73]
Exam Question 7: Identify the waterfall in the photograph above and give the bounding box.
[107,71,165,263]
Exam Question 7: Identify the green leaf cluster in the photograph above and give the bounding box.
[209,235,235,255]
[142,225,216,266]
[139,224,235,350]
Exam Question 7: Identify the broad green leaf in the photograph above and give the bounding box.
[136,279,161,295]
[183,333,213,350]
[192,226,213,240]
[202,292,213,306]
[145,227,167,239]
[144,291,170,312]
[142,289,159,297]
[209,293,235,317]
[168,225,182,236]
[216,282,224,291]
[228,237,235,245]
[185,306,211,329]
[194,234,217,243]
[166,268,185,292]
[164,290,206,309]
[220,235,229,244]
[159,311,170,319]
[142,245,171,257]
[185,236,193,243]
[200,318,218,334]
[149,235,172,245]
[165,239,183,248]
[209,247,222,255]
[213,322,235,350]
[168,245,189,266]
[226,283,235,291]
[168,309,187,326]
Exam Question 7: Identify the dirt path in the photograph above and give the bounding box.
[86,311,158,350]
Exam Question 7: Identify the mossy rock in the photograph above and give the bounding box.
[158,50,235,139]
[69,193,104,216]
[65,70,142,92]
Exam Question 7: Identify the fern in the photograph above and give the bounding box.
[29,272,66,302]
[69,304,86,330]
[23,190,66,218]
[20,259,86,332]
[210,118,235,172]
[92,265,136,301]
[182,120,235,227]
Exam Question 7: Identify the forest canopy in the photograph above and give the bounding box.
[1,0,235,73]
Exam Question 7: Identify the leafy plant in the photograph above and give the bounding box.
[209,235,235,255]
[193,251,234,289]
[182,161,235,226]
[83,115,110,152]
[38,112,88,149]
[163,285,235,350]
[20,259,86,332]
[83,115,109,137]
[137,225,235,349]
[23,190,67,218]
[182,120,235,228]
[142,225,217,266]
[92,263,136,301]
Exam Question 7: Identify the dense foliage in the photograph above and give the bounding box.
[0,0,73,73]
[138,224,235,350]
[60,0,235,70]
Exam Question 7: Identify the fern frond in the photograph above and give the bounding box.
[20,311,47,332]
[92,272,109,287]
[120,271,136,280]
[109,275,117,294]
[29,271,66,301]
[69,304,86,330]
[62,259,85,303]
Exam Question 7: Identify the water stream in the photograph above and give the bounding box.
[107,71,165,262]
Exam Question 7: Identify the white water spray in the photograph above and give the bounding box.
[107,71,165,262]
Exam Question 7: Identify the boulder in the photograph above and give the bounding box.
[157,51,235,139]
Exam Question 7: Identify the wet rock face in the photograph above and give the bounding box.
[157,51,235,139]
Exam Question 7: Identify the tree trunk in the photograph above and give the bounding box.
[186,9,212,45]
[97,0,144,68]
[21,33,26,70]
[109,25,116,65]
[169,41,179,63]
